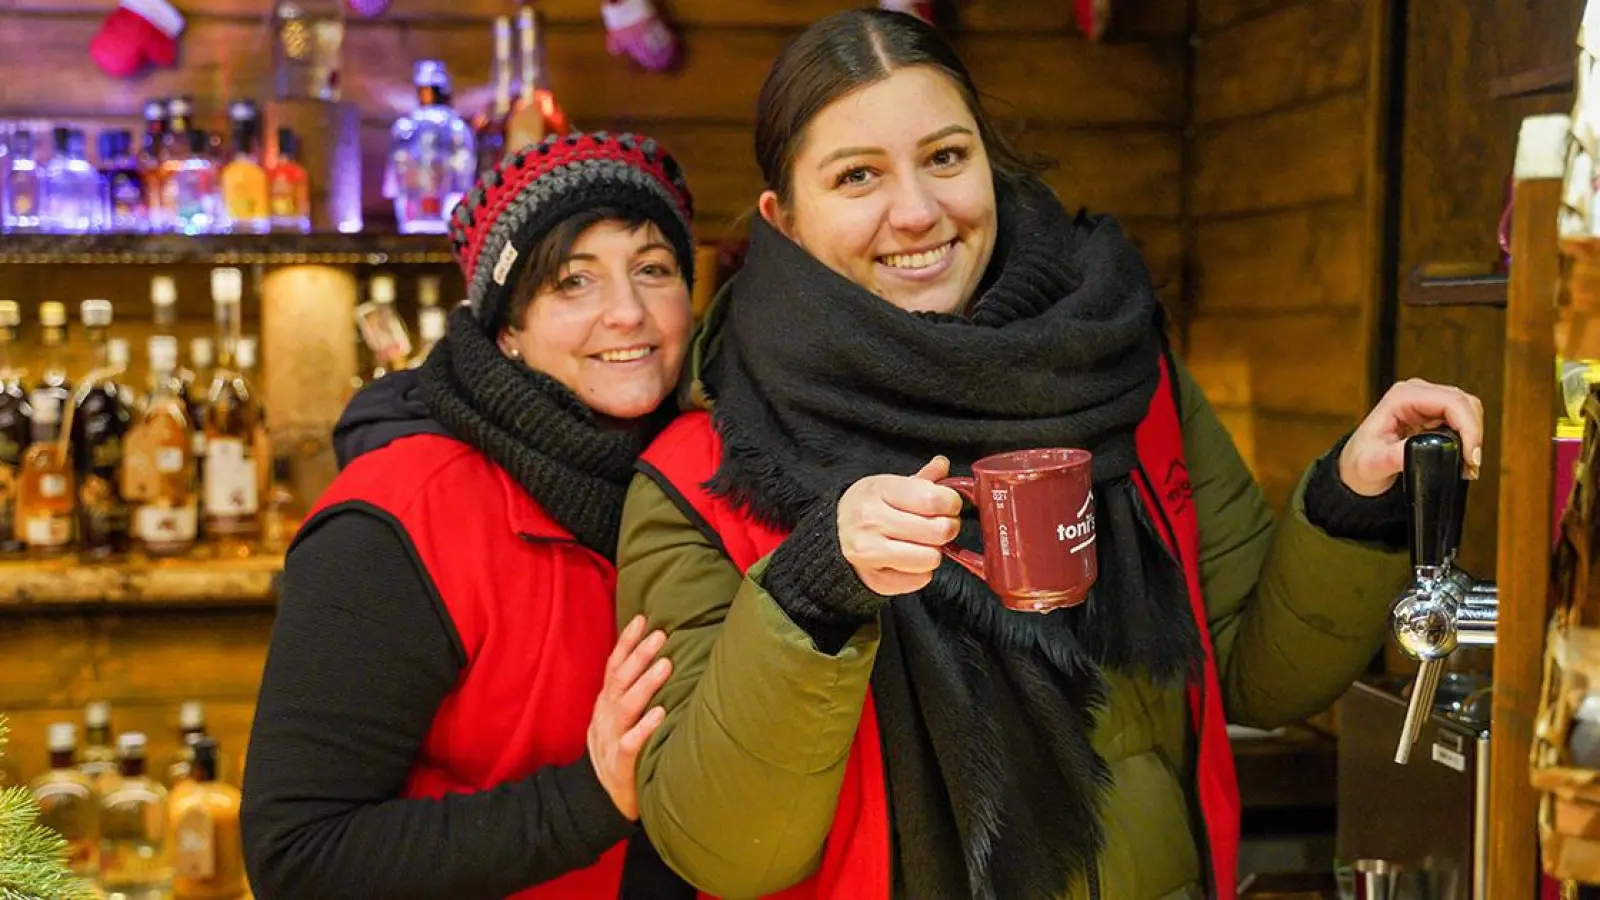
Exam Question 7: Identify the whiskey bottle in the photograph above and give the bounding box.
[202,269,262,547]
[29,722,100,880]
[165,700,208,788]
[220,101,269,235]
[473,15,514,178]
[73,298,133,560]
[169,737,247,900]
[357,275,412,379]
[18,340,75,558]
[505,7,570,153]
[125,336,198,558]
[30,300,72,422]
[80,700,119,793]
[138,99,169,232]
[235,336,274,507]
[0,300,30,556]
[266,128,311,234]
[99,732,174,900]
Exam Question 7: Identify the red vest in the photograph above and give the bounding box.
[637,356,1241,898]
[305,434,629,899]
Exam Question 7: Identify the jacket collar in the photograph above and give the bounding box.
[494,461,576,542]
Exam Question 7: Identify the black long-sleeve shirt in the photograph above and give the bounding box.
[241,509,691,900]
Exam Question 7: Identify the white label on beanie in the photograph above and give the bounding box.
[493,243,520,286]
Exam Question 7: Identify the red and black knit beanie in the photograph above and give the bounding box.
[449,131,696,332]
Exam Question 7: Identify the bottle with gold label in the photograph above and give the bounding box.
[73,299,132,560]
[18,398,74,558]
[202,269,262,550]
[29,722,100,880]
[0,300,29,556]
[125,335,198,557]
[220,101,269,235]
[169,737,246,900]
[99,732,173,900]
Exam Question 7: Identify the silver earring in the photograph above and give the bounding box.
[508,349,521,360]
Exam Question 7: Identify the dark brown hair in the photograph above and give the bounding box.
[753,8,1046,207]
[503,206,672,328]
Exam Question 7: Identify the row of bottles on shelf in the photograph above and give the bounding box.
[386,6,571,235]
[0,269,298,563]
[0,96,311,237]
[30,700,246,899]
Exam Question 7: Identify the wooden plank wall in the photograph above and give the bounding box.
[1183,0,1389,507]
[0,0,1191,788]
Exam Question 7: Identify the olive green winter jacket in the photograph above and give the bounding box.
[616,321,1409,900]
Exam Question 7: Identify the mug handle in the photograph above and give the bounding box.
[936,476,986,580]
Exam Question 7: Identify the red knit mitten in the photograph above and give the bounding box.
[603,0,680,73]
[89,0,185,79]
[1075,0,1111,40]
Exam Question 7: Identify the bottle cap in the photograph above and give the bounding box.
[117,732,147,755]
[80,298,112,328]
[85,700,110,728]
[149,335,178,372]
[31,393,60,425]
[39,301,66,328]
[277,127,300,158]
[419,306,446,343]
[47,722,76,753]
[237,336,258,369]
[167,95,192,118]
[211,267,243,304]
[179,700,205,731]
[191,337,214,368]
[229,100,259,123]
[107,338,130,368]
[143,99,167,122]
[370,275,396,306]
[190,736,219,778]
[0,301,18,328]
[151,275,177,308]
[414,59,451,91]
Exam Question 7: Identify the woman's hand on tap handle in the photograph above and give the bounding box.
[1338,378,1485,497]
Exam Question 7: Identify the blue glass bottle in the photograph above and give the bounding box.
[384,60,476,235]
[3,129,41,233]
[40,127,106,234]
[100,131,148,234]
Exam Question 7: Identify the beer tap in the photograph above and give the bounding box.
[1390,429,1497,764]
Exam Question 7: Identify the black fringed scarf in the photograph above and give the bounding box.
[418,305,654,559]
[701,182,1205,898]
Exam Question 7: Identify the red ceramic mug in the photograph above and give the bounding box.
[937,448,1098,612]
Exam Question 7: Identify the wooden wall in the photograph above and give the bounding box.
[1183,0,1390,507]
[0,0,1192,787]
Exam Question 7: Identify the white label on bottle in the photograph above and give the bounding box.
[204,438,258,517]
[24,515,69,546]
[1431,742,1467,772]
[155,447,185,474]
[192,430,208,458]
[40,474,66,498]
[136,504,198,543]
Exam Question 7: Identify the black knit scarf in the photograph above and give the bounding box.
[702,182,1205,898]
[418,306,651,558]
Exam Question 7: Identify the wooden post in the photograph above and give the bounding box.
[1488,114,1566,900]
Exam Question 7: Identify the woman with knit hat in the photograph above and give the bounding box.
[241,132,698,900]
[617,10,1484,900]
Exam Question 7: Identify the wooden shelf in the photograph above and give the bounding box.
[0,554,282,609]
[0,232,453,266]
[1402,264,1508,308]
[1491,62,1575,100]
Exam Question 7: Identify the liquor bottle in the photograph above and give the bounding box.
[220,101,269,235]
[235,336,273,507]
[73,299,133,560]
[412,304,446,367]
[28,722,100,880]
[41,127,107,234]
[102,130,150,234]
[0,300,29,557]
[261,455,299,552]
[384,60,476,234]
[267,127,311,234]
[357,275,412,379]
[271,0,345,102]
[99,732,174,900]
[505,7,570,154]
[202,269,262,548]
[18,302,74,557]
[165,700,208,787]
[473,15,514,178]
[169,737,247,900]
[170,129,221,235]
[3,128,42,232]
[80,700,119,793]
[125,336,198,558]
[418,275,440,311]
[138,99,169,231]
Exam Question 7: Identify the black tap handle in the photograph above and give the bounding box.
[1403,428,1469,571]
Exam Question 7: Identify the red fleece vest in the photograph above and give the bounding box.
[304,434,629,899]
[637,356,1240,898]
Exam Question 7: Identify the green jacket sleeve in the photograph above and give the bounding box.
[1173,358,1411,728]
[615,473,882,898]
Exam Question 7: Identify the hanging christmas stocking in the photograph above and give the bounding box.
[603,0,680,73]
[879,0,934,25]
[1075,0,1111,41]
[90,0,186,79]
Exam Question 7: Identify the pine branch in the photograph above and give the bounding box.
[0,714,98,900]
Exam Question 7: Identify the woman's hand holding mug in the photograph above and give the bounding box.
[836,456,963,596]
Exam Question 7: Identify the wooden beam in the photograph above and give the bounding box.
[1486,113,1566,900]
